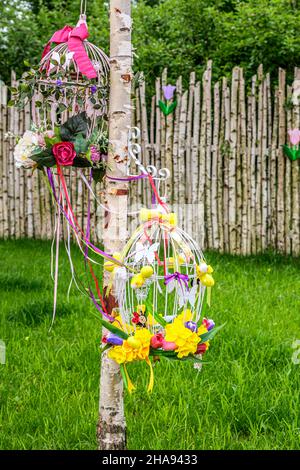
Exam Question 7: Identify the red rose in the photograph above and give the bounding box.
[52,141,76,166]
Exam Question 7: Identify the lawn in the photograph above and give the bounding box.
[0,239,300,450]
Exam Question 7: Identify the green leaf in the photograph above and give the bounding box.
[120,364,129,390]
[91,312,129,339]
[199,323,226,343]
[145,298,167,327]
[44,135,60,147]
[30,147,56,167]
[92,167,105,184]
[7,100,15,107]
[282,144,298,161]
[72,156,92,168]
[54,126,61,140]
[166,100,177,115]
[158,100,168,116]
[23,60,31,67]
[60,112,89,142]
[73,134,88,155]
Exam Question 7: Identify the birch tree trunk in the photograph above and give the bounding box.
[97,0,132,450]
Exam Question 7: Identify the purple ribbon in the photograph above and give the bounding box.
[164,272,189,290]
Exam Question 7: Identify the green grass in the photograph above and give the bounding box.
[0,239,300,450]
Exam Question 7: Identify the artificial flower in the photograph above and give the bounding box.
[90,85,97,94]
[108,345,127,364]
[288,129,300,146]
[197,324,208,336]
[184,321,198,332]
[162,84,176,101]
[165,316,199,358]
[90,145,101,163]
[196,342,209,354]
[161,339,177,351]
[202,318,215,331]
[150,333,164,349]
[106,333,124,346]
[52,141,76,166]
[13,130,39,168]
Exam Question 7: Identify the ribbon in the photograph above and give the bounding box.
[145,357,154,393]
[120,359,154,394]
[164,272,189,290]
[42,19,97,79]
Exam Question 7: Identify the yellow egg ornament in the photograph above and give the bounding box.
[104,252,122,272]
[131,273,145,289]
[127,337,142,349]
[140,265,154,278]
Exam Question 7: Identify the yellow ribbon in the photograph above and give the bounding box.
[207,286,211,307]
[145,357,154,393]
[123,364,136,394]
[122,358,154,393]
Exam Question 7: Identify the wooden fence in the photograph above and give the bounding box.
[0,63,300,255]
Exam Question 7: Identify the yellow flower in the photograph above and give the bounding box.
[177,309,193,323]
[165,319,199,358]
[108,346,127,364]
[197,324,208,336]
[134,329,152,360]
[108,329,152,365]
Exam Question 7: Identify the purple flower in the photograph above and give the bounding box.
[107,333,123,346]
[90,145,101,163]
[207,319,215,331]
[56,79,62,87]
[162,84,176,101]
[90,85,97,94]
[184,321,198,333]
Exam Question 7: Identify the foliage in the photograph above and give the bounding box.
[1,240,300,449]
[1,1,300,87]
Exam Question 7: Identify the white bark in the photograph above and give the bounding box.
[97,0,132,450]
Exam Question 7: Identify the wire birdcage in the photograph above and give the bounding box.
[114,207,208,335]
[36,12,110,129]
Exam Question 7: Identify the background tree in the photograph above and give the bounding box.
[2,0,300,87]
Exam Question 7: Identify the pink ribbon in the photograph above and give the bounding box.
[42,21,97,79]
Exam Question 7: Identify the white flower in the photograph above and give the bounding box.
[14,131,38,169]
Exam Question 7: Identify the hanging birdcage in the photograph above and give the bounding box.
[33,10,110,130]
[114,207,214,334]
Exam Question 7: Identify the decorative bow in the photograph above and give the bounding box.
[164,272,189,290]
[42,20,97,79]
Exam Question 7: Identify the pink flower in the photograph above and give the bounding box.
[52,141,76,166]
[90,145,101,163]
[150,333,164,349]
[288,129,300,146]
[162,339,177,351]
